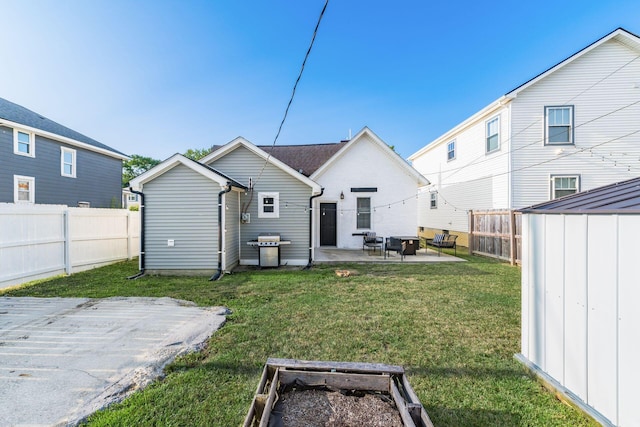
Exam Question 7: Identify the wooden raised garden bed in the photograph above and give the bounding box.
[243,358,433,427]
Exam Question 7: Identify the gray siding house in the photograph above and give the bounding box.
[130,138,322,274]
[0,97,126,207]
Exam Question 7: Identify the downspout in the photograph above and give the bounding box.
[127,187,145,279]
[210,183,233,281]
[304,188,324,269]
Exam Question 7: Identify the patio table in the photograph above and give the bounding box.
[390,236,420,255]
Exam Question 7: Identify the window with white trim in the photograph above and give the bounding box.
[447,140,456,161]
[127,193,138,202]
[356,197,371,229]
[486,117,500,153]
[14,175,35,203]
[551,175,579,199]
[430,192,437,209]
[258,192,279,218]
[14,129,34,157]
[545,106,574,145]
[61,147,76,177]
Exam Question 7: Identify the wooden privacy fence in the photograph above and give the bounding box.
[0,204,140,289]
[468,210,521,265]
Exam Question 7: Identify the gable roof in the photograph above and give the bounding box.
[311,127,429,185]
[129,153,247,190]
[0,97,127,159]
[520,176,640,214]
[200,137,323,193]
[409,27,640,160]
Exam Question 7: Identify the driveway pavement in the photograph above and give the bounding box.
[0,297,228,427]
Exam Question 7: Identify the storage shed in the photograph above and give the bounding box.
[517,177,640,426]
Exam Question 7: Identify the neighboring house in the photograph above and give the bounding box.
[409,28,640,246]
[0,97,127,207]
[122,188,141,210]
[129,127,428,274]
[518,177,640,427]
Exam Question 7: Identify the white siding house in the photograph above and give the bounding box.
[311,127,429,250]
[518,177,640,427]
[409,28,640,245]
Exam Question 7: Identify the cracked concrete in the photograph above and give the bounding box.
[0,297,228,426]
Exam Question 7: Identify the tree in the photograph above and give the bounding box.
[122,154,161,187]
[183,148,212,161]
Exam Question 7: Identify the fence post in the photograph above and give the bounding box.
[468,210,474,255]
[127,211,132,260]
[64,209,71,274]
[509,210,516,265]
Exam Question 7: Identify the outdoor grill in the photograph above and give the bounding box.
[247,233,291,267]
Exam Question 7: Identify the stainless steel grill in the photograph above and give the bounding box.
[247,234,291,267]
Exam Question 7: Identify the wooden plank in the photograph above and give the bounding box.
[510,210,516,265]
[278,369,391,392]
[266,358,405,375]
[391,379,417,427]
[402,375,435,427]
[258,369,279,427]
[468,210,474,255]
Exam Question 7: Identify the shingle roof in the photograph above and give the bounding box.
[520,176,640,214]
[211,142,348,176]
[0,97,126,157]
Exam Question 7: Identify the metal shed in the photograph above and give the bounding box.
[517,177,640,427]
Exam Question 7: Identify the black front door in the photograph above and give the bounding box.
[320,203,337,246]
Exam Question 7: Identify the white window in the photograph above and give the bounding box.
[127,194,138,202]
[258,192,279,218]
[545,106,574,145]
[61,147,76,178]
[14,129,35,157]
[551,175,579,199]
[430,192,437,209]
[14,175,35,203]
[486,117,500,153]
[447,140,456,161]
[356,197,371,229]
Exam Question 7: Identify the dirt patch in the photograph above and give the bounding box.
[271,389,404,427]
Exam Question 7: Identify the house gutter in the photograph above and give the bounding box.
[210,183,233,281]
[127,187,146,279]
[304,188,324,269]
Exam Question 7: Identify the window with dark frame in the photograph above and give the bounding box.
[356,197,371,229]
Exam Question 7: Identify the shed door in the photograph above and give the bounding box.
[320,203,337,246]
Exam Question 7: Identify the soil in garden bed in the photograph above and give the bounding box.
[269,388,404,427]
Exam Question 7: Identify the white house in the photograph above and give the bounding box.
[409,28,640,246]
[518,177,640,427]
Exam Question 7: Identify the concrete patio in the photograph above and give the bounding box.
[314,247,465,263]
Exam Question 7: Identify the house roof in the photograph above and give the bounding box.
[520,176,640,214]
[0,96,127,159]
[201,137,323,193]
[129,153,247,190]
[312,127,429,185]
[409,27,640,161]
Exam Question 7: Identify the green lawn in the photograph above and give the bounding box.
[2,254,596,427]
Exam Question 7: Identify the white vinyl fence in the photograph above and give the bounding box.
[0,204,140,289]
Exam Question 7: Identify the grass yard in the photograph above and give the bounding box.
[2,254,597,427]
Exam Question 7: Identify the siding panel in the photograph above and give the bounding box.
[144,164,221,270]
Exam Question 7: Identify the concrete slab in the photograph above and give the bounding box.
[0,297,228,427]
[314,247,466,263]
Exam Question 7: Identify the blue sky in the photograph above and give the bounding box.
[2,1,640,160]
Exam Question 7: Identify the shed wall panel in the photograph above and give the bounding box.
[520,214,530,358]
[543,215,564,382]
[617,216,640,427]
[528,214,546,369]
[562,214,588,401]
[586,215,618,423]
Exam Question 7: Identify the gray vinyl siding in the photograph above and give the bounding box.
[224,190,241,270]
[207,146,313,262]
[144,164,221,270]
[0,125,122,207]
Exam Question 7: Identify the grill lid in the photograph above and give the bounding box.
[258,233,281,242]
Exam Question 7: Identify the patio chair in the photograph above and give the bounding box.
[362,232,383,255]
[384,237,405,261]
[426,233,457,256]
